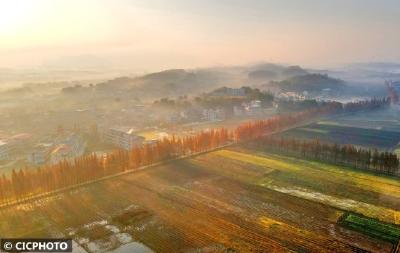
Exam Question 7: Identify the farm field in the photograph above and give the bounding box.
[328,109,400,133]
[0,145,399,252]
[339,213,400,243]
[278,108,400,150]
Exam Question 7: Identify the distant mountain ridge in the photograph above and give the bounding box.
[248,64,309,81]
[91,63,346,99]
[95,68,231,98]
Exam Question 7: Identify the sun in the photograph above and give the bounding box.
[0,0,39,34]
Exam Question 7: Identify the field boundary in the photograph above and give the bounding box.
[243,145,400,179]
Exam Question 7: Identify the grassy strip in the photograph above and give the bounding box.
[340,213,400,243]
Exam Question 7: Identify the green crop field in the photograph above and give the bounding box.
[340,213,400,243]
[0,145,399,252]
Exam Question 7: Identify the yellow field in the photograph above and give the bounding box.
[215,149,400,224]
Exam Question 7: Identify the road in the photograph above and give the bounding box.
[0,117,321,210]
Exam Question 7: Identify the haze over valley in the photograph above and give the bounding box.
[1,1,400,253]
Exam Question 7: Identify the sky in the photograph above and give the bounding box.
[0,0,399,71]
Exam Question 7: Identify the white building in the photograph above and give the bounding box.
[104,127,145,150]
[245,100,263,115]
[321,88,332,96]
[202,108,225,121]
[277,92,306,101]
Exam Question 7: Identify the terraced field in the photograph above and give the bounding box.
[0,146,399,252]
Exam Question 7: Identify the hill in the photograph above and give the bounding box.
[95,69,231,99]
[89,64,346,100]
[248,64,309,81]
[268,73,346,93]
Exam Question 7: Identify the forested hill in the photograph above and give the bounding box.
[88,66,345,99]
[95,69,231,99]
[92,64,314,99]
[248,64,309,81]
[269,74,346,93]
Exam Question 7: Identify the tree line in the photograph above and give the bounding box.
[0,129,231,205]
[0,98,390,205]
[248,136,399,176]
[344,97,390,112]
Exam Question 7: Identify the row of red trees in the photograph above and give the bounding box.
[0,98,390,205]
[249,137,400,176]
[235,102,343,140]
[0,128,231,204]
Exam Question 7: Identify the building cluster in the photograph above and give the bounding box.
[233,100,266,116]
[0,130,87,167]
[276,91,307,101]
[166,108,203,123]
[164,99,272,125]
[202,108,226,121]
[27,133,87,165]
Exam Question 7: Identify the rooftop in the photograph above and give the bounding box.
[10,133,32,141]
[51,144,72,155]
[109,127,136,135]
